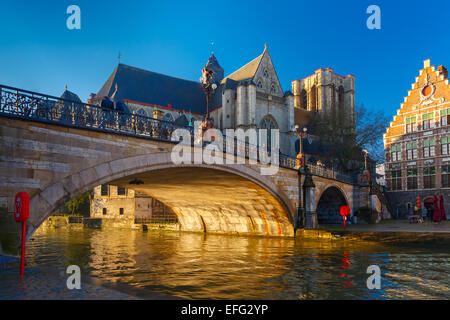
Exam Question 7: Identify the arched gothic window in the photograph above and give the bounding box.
[163,112,174,122]
[310,85,317,112]
[257,80,263,89]
[137,108,147,117]
[270,84,276,94]
[263,69,269,78]
[300,89,307,110]
[338,86,345,124]
[260,115,278,152]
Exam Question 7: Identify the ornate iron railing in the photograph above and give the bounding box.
[0,84,185,141]
[0,84,355,184]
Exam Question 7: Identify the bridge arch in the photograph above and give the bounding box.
[315,184,349,225]
[28,152,296,239]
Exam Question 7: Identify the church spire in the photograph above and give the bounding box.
[202,46,224,85]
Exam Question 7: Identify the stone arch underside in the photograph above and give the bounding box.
[316,186,349,224]
[110,167,294,237]
[27,153,295,241]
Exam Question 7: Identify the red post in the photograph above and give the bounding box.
[20,222,26,276]
[14,192,29,277]
[340,205,350,230]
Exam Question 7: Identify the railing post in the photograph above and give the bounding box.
[15,89,19,114]
[71,102,75,124]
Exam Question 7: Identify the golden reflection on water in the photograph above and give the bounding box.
[27,228,450,299]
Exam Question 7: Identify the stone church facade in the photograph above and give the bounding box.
[86,44,355,158]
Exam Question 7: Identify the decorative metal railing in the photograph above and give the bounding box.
[0,84,355,184]
[0,84,185,141]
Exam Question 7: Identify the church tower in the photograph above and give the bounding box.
[291,68,355,128]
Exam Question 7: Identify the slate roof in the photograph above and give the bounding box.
[60,89,82,103]
[96,64,221,115]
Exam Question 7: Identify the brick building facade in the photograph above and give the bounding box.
[384,59,450,218]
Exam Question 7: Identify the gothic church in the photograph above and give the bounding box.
[84,44,355,158]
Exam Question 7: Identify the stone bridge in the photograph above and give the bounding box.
[0,85,372,255]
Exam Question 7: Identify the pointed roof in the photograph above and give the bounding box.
[221,46,267,84]
[96,63,221,114]
[203,53,224,85]
[60,87,82,103]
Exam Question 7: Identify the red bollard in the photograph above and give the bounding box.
[340,205,350,230]
[14,192,29,276]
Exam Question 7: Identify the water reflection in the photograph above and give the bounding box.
[25,228,450,299]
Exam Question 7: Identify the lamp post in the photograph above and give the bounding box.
[363,149,368,170]
[200,69,217,122]
[294,125,308,230]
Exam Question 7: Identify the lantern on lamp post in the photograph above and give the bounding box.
[199,67,217,142]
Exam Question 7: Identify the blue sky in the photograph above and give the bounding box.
[0,0,449,120]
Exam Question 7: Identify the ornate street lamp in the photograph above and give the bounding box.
[200,69,217,122]
[295,125,308,168]
[198,68,217,143]
[294,125,308,230]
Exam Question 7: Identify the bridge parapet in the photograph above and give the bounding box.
[0,84,355,184]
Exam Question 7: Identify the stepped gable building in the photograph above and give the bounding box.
[384,59,450,217]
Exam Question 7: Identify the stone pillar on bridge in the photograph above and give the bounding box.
[303,166,318,229]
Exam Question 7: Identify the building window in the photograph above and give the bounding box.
[338,86,345,125]
[406,141,418,160]
[390,144,401,162]
[310,85,317,112]
[423,166,436,189]
[442,136,450,155]
[163,113,174,122]
[405,116,417,133]
[257,80,263,89]
[422,112,434,130]
[101,184,109,196]
[300,89,307,110]
[263,69,269,78]
[441,108,450,126]
[119,208,124,215]
[102,208,107,215]
[423,138,436,157]
[407,168,418,190]
[442,165,450,187]
[137,108,147,117]
[389,170,402,191]
[260,116,278,151]
[117,187,126,196]
[270,84,276,94]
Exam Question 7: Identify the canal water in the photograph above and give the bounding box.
[19,228,450,299]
